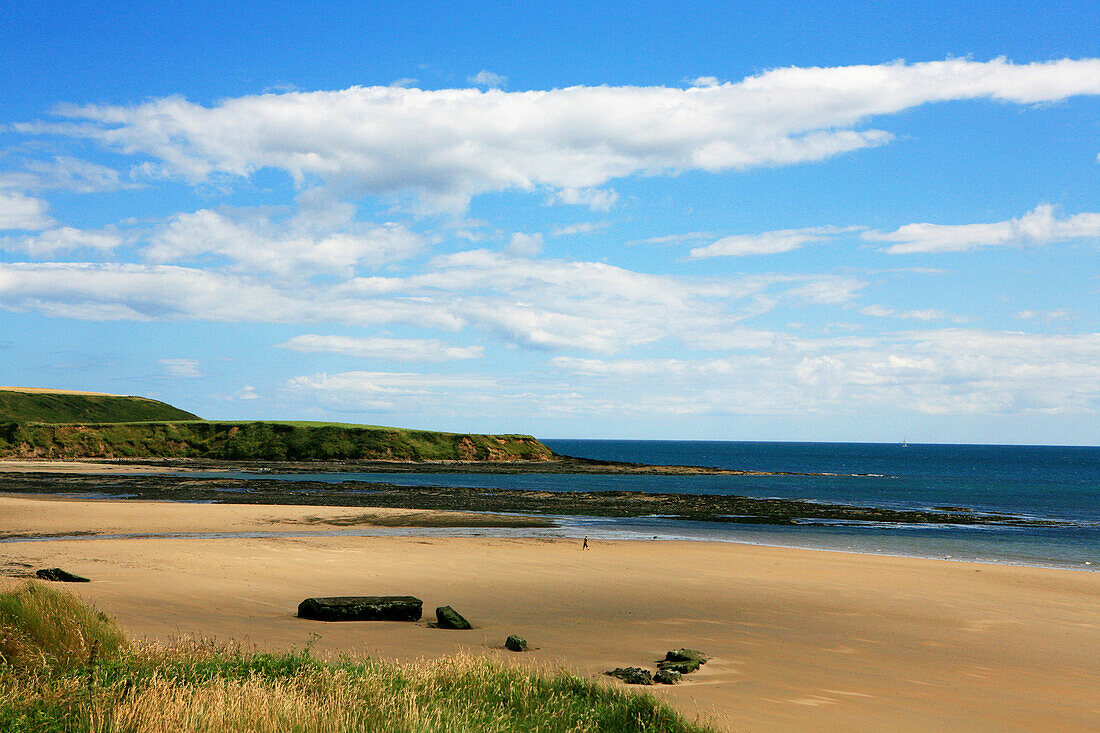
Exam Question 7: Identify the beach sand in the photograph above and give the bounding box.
[2,495,1097,731]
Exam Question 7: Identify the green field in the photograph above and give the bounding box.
[0,388,556,461]
[0,420,556,461]
[0,389,198,424]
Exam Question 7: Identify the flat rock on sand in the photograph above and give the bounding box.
[297,596,423,622]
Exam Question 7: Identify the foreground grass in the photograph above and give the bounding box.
[0,581,127,670]
[0,583,715,733]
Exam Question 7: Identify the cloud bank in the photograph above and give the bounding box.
[20,57,1100,210]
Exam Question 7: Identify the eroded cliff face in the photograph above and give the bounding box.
[455,435,552,461]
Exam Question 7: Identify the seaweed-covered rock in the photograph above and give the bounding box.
[505,635,528,651]
[435,605,472,629]
[605,667,653,685]
[664,648,709,664]
[657,659,701,674]
[35,568,90,583]
[297,596,422,621]
[654,669,682,685]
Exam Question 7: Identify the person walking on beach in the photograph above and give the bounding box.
[582,535,588,549]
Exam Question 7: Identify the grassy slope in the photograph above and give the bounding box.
[0,389,556,461]
[0,389,198,423]
[0,582,714,733]
[0,421,557,461]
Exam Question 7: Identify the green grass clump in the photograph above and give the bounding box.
[0,585,716,732]
[0,581,127,670]
[0,390,198,424]
[0,421,557,462]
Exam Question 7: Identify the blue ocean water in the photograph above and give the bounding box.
[199,441,1099,570]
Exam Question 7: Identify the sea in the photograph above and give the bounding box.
[204,440,1099,572]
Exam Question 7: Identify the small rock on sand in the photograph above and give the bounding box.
[435,605,473,629]
[505,635,528,651]
[664,648,709,664]
[35,568,90,583]
[605,667,653,685]
[654,669,682,685]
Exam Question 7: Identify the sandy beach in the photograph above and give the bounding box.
[2,494,1097,732]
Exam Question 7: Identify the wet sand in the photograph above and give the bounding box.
[2,495,1097,732]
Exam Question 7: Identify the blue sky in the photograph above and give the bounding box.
[1,1,1098,444]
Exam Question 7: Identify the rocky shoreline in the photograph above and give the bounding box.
[51,455,840,476]
[0,469,1067,527]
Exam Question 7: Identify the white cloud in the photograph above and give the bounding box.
[860,305,951,321]
[0,252,871,355]
[551,221,609,237]
[23,58,1100,210]
[278,328,1100,421]
[0,261,467,328]
[690,76,722,88]
[0,192,54,230]
[784,276,866,304]
[468,70,507,88]
[146,197,423,276]
[546,187,618,211]
[235,385,259,400]
[690,225,858,258]
[550,329,1100,417]
[286,370,499,412]
[629,231,713,246]
[0,157,129,193]
[1017,309,1072,321]
[2,227,125,256]
[506,232,544,256]
[278,334,483,361]
[159,358,202,377]
[865,204,1100,253]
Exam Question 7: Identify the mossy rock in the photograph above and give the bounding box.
[658,659,700,674]
[435,605,472,630]
[35,568,90,583]
[664,648,709,664]
[605,667,653,685]
[505,634,528,651]
[654,669,682,685]
[297,596,423,621]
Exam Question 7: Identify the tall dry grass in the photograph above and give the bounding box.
[0,581,126,670]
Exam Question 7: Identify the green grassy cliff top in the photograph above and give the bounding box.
[0,388,556,462]
[0,387,199,423]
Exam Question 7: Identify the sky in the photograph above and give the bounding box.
[1,1,1098,445]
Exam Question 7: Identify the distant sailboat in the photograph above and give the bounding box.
[901,439,909,448]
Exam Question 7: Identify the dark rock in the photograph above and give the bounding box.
[435,605,472,629]
[657,660,701,674]
[297,596,422,621]
[664,648,709,664]
[505,634,528,652]
[35,568,90,583]
[653,669,682,685]
[605,667,653,685]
